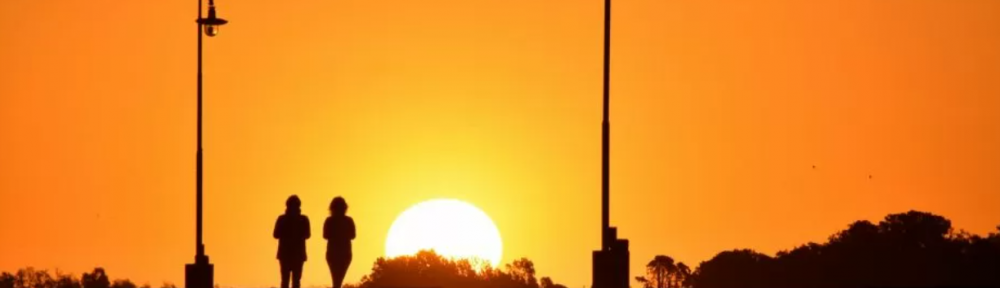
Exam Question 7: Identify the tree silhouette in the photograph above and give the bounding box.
[80,269,108,288]
[15,267,55,288]
[0,268,149,288]
[647,255,675,288]
[108,280,135,288]
[675,262,691,288]
[1,272,15,288]
[693,249,773,288]
[636,255,694,288]
[538,277,566,288]
[689,211,1000,288]
[54,273,81,288]
[506,258,538,288]
[355,250,565,288]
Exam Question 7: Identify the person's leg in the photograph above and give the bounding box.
[332,269,343,288]
[327,256,336,288]
[291,261,304,288]
[279,260,291,288]
[333,255,352,288]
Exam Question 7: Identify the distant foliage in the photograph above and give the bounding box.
[80,269,108,288]
[0,272,14,288]
[5,210,997,288]
[15,267,54,288]
[684,210,1000,288]
[506,258,539,288]
[0,255,569,288]
[355,250,567,288]
[0,268,144,288]
[538,277,567,288]
[108,280,135,288]
[54,272,81,288]
[636,255,692,288]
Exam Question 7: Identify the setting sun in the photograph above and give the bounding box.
[385,199,503,267]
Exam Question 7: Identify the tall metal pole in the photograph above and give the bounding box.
[594,2,628,287]
[187,2,217,287]
[196,0,205,260]
[600,0,611,250]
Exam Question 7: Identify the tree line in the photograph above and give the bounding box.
[0,268,176,288]
[346,250,568,288]
[637,210,1000,288]
[0,252,569,288]
[5,210,998,288]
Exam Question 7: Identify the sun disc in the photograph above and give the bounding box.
[385,199,503,268]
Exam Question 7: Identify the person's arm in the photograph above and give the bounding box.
[348,218,356,240]
[273,216,283,239]
[323,218,330,240]
[304,217,311,240]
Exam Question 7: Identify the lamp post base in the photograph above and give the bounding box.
[185,255,214,288]
[592,228,629,288]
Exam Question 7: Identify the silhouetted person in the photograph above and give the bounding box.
[273,195,310,288]
[324,196,355,288]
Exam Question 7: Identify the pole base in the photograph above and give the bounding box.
[592,237,629,288]
[185,255,214,288]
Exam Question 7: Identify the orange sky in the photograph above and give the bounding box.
[2,1,999,287]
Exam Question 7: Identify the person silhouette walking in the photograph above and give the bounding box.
[273,195,310,288]
[324,196,355,288]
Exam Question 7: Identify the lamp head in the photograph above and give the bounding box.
[197,4,228,37]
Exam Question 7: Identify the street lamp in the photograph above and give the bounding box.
[186,1,227,288]
[198,2,228,37]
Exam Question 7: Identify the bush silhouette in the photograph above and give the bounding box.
[354,250,566,288]
[686,210,1000,288]
[0,268,163,288]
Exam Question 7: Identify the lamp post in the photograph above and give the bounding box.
[592,0,629,287]
[186,1,226,288]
